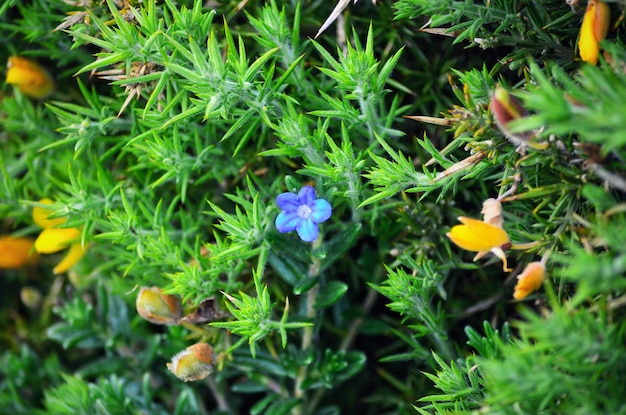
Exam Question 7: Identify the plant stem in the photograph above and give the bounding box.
[292,237,323,415]
[206,375,233,415]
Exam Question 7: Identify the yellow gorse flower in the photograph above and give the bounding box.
[0,235,38,269]
[33,198,87,274]
[578,0,610,65]
[447,216,512,272]
[5,56,55,99]
[513,262,546,300]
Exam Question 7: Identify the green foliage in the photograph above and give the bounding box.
[373,256,450,359]
[212,269,312,356]
[2,0,626,414]
[479,308,626,414]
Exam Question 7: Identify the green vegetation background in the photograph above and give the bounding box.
[1,0,626,414]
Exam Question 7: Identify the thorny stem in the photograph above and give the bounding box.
[292,237,323,415]
[510,241,542,250]
[347,171,361,222]
[358,94,376,144]
[497,172,522,201]
[418,295,454,361]
[304,282,381,413]
[264,377,285,396]
[586,161,626,193]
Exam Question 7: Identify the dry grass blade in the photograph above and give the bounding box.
[316,0,355,39]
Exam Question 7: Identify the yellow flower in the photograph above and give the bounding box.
[0,235,38,269]
[5,56,55,99]
[513,262,546,300]
[578,0,610,65]
[33,198,87,274]
[447,216,512,272]
[136,286,183,325]
[167,343,215,382]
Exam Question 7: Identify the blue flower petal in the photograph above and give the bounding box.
[310,198,332,223]
[296,218,319,242]
[275,211,300,233]
[276,192,300,211]
[298,186,316,206]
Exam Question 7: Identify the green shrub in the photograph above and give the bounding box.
[1,0,625,414]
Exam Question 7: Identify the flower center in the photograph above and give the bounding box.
[297,204,313,219]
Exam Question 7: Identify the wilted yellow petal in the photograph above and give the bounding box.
[6,56,55,99]
[136,286,182,325]
[513,262,546,300]
[578,0,610,65]
[0,235,38,269]
[53,242,87,274]
[447,217,510,252]
[35,228,81,254]
[33,198,65,229]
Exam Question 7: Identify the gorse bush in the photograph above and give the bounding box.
[1,0,625,414]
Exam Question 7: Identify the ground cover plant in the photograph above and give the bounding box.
[1,0,626,414]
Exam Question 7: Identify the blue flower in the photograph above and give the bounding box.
[275,186,332,242]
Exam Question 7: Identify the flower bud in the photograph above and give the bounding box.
[513,262,546,300]
[20,286,42,310]
[578,0,610,65]
[491,85,548,150]
[136,286,182,325]
[167,343,214,382]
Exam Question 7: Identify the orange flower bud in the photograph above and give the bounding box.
[5,56,55,99]
[167,343,214,382]
[135,286,182,325]
[0,236,38,269]
[578,0,610,65]
[513,262,546,300]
